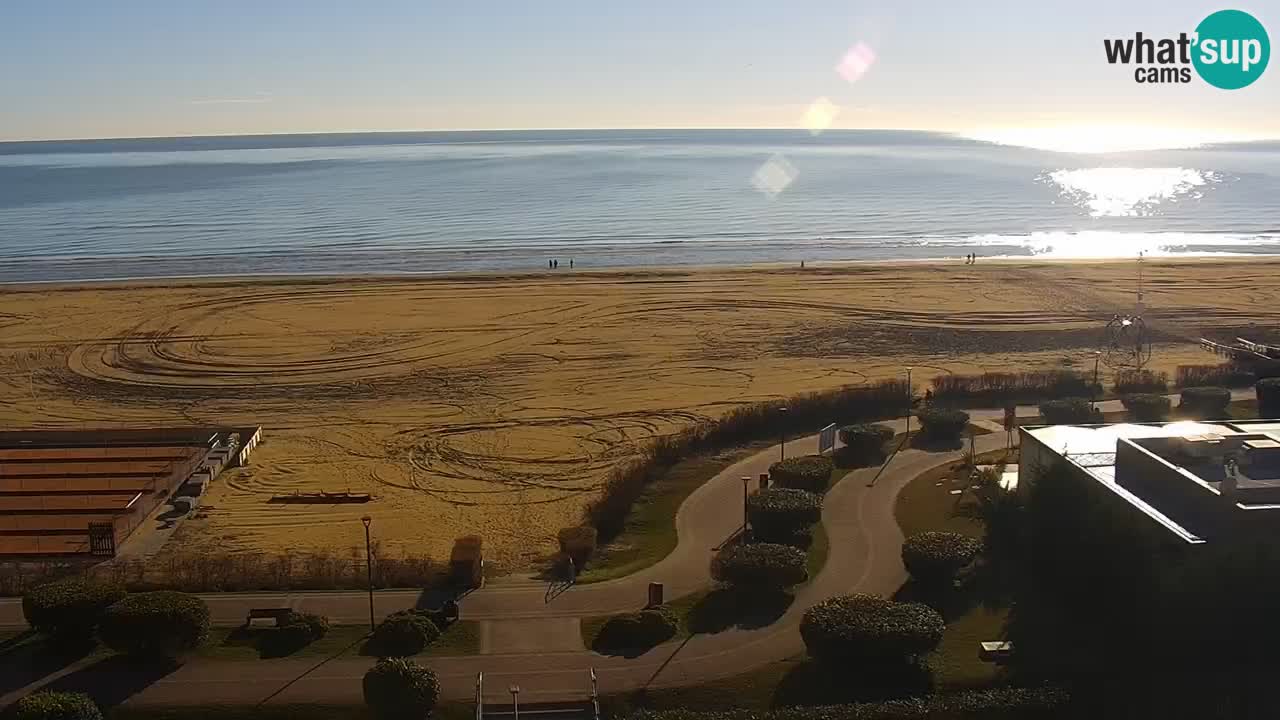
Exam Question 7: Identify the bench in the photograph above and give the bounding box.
[978,640,1014,663]
[245,607,293,629]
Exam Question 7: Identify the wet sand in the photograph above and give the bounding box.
[1,258,1276,567]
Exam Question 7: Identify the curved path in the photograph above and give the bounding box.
[0,389,1253,707]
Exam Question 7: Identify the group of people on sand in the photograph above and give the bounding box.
[964,253,979,264]
[548,259,574,269]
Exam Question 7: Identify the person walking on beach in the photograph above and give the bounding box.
[570,259,574,269]
[549,259,553,269]
[553,259,558,269]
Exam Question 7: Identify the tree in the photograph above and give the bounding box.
[711,542,808,592]
[363,658,440,720]
[22,578,125,643]
[746,488,822,544]
[98,591,209,659]
[901,531,982,590]
[769,455,834,493]
[800,594,944,665]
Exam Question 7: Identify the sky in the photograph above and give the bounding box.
[1,0,1275,145]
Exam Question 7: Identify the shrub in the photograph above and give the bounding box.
[261,611,329,655]
[98,591,209,658]
[12,691,102,720]
[914,407,969,442]
[1176,363,1256,389]
[624,687,1070,720]
[22,577,125,641]
[836,424,893,466]
[931,370,1098,405]
[557,526,598,569]
[370,610,440,657]
[901,532,982,589]
[1121,393,1172,422]
[1257,378,1280,419]
[596,606,678,650]
[362,657,440,720]
[769,455,835,493]
[1113,369,1168,394]
[801,594,944,665]
[1038,397,1099,425]
[711,542,808,592]
[1179,386,1231,418]
[746,488,822,543]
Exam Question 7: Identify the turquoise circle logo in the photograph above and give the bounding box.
[1193,9,1270,89]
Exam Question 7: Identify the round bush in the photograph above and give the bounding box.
[1257,378,1280,419]
[596,606,678,650]
[1121,393,1172,422]
[22,578,125,641]
[294,611,330,640]
[1038,397,1099,425]
[13,691,102,720]
[746,487,822,542]
[711,542,808,591]
[363,657,440,720]
[835,424,893,467]
[370,611,440,657]
[800,593,945,665]
[1180,386,1231,418]
[99,591,209,659]
[769,455,834,493]
[557,526,598,568]
[262,621,316,656]
[915,408,969,441]
[901,531,982,588]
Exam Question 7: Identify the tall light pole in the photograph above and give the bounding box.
[778,406,789,461]
[1092,351,1102,412]
[905,367,913,440]
[742,476,752,534]
[362,516,375,631]
[509,685,521,720]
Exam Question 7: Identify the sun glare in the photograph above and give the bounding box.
[965,125,1252,154]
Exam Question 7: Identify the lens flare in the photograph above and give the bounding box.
[802,97,839,136]
[751,154,798,197]
[835,43,877,84]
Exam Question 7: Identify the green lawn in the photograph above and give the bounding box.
[196,620,479,661]
[893,449,1012,540]
[577,442,770,584]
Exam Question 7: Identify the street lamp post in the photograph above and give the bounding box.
[361,516,375,631]
[509,685,521,720]
[742,476,752,534]
[905,367,914,440]
[778,406,789,461]
[1092,351,1102,412]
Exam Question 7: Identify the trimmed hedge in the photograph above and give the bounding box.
[1179,386,1231,419]
[769,455,835,494]
[1258,378,1280,419]
[98,591,209,658]
[931,370,1098,405]
[557,526,598,569]
[1121,393,1171,422]
[370,610,440,657]
[901,532,982,589]
[12,692,103,720]
[746,488,823,543]
[1176,363,1256,389]
[596,605,678,650]
[836,424,893,466]
[800,593,944,664]
[1113,369,1168,394]
[626,687,1070,720]
[711,542,808,592]
[1038,397,1100,425]
[363,657,440,720]
[22,578,125,641]
[914,408,969,442]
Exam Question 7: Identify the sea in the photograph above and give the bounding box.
[1,129,1278,284]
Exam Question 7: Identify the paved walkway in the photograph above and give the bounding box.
[0,387,1257,707]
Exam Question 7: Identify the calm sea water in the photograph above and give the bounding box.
[1,130,1278,283]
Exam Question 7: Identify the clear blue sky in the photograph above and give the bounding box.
[1,0,1274,142]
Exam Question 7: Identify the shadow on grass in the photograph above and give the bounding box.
[893,579,979,623]
[773,658,933,707]
[687,589,794,635]
[0,633,97,696]
[833,449,887,471]
[44,655,181,710]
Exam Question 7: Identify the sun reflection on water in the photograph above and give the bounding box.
[1041,167,1223,217]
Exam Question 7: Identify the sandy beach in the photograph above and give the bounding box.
[1,258,1277,567]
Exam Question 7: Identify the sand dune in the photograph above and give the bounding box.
[1,258,1277,567]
